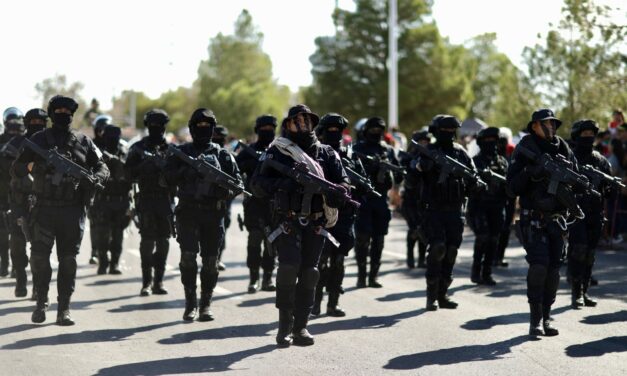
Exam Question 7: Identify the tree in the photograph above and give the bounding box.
[523,0,627,130]
[195,10,290,137]
[305,0,473,132]
[34,74,88,129]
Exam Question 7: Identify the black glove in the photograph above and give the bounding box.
[325,185,348,209]
[418,157,434,172]
[276,177,300,192]
[524,165,545,180]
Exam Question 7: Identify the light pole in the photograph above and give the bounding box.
[388,0,398,130]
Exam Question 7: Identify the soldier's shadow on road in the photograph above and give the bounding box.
[376,284,474,302]
[108,292,247,313]
[93,344,276,375]
[237,296,275,308]
[461,305,570,331]
[158,308,425,345]
[2,321,182,349]
[580,310,627,325]
[0,294,138,317]
[383,335,529,370]
[565,336,627,357]
[86,274,178,287]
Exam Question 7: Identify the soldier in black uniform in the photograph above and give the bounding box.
[88,114,113,265]
[495,130,515,267]
[0,108,24,278]
[125,109,174,296]
[12,95,109,325]
[235,115,277,293]
[212,125,230,271]
[412,115,479,311]
[251,104,349,347]
[91,125,132,275]
[312,113,361,317]
[507,109,577,336]
[401,130,430,269]
[467,127,508,285]
[164,109,243,321]
[352,117,402,288]
[568,120,610,309]
[3,109,48,298]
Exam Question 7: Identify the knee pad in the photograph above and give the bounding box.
[570,244,587,263]
[445,246,458,264]
[300,267,320,290]
[527,264,548,287]
[276,264,298,288]
[429,242,446,262]
[179,251,197,269]
[30,253,49,271]
[545,267,560,289]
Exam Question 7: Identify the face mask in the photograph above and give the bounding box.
[435,131,455,147]
[576,136,595,154]
[324,130,343,148]
[480,141,498,156]
[148,125,165,142]
[104,137,119,152]
[193,126,214,145]
[288,130,316,149]
[27,124,45,136]
[52,113,72,131]
[257,129,275,145]
[539,121,555,140]
[365,130,382,144]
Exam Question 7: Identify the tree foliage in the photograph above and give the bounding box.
[523,0,627,130]
[34,74,88,128]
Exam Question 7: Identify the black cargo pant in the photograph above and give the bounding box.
[244,199,274,275]
[176,202,225,296]
[568,211,603,293]
[0,204,9,273]
[137,196,172,285]
[354,196,391,279]
[469,203,505,276]
[9,204,28,277]
[91,198,130,268]
[30,204,85,304]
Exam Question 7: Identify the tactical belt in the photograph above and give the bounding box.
[520,209,570,231]
[266,212,339,247]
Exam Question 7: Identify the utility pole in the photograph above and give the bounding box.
[388,0,398,130]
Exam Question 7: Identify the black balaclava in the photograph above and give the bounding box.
[257,129,275,146]
[364,117,385,145]
[477,127,500,157]
[435,130,455,148]
[576,136,595,155]
[323,129,343,150]
[24,108,48,137]
[212,126,228,148]
[433,116,459,149]
[188,108,216,147]
[144,109,169,144]
[255,115,277,147]
[47,95,78,133]
[102,125,121,153]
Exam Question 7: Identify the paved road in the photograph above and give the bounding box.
[0,200,626,375]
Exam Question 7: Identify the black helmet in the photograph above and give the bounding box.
[428,114,449,133]
[24,108,48,125]
[3,107,23,124]
[47,95,78,115]
[431,115,461,130]
[364,116,386,131]
[477,126,500,141]
[143,109,170,127]
[527,108,562,132]
[319,113,349,130]
[213,125,228,138]
[254,114,277,132]
[93,114,113,128]
[411,130,430,143]
[188,108,216,128]
[571,119,599,140]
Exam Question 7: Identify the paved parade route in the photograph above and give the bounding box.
[0,200,626,375]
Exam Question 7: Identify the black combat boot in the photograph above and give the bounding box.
[582,280,597,307]
[109,252,122,275]
[31,287,38,302]
[311,286,323,316]
[152,268,168,295]
[198,291,214,321]
[356,263,367,288]
[0,256,8,277]
[528,303,543,336]
[426,279,439,311]
[292,315,314,346]
[571,279,584,309]
[140,268,152,296]
[437,280,458,309]
[542,305,559,336]
[417,242,427,268]
[368,263,383,288]
[261,271,276,292]
[276,309,294,347]
[470,262,482,284]
[14,269,27,298]
[326,291,346,317]
[248,269,260,294]
[481,267,496,286]
[183,288,198,321]
[56,296,75,326]
[31,294,49,323]
[89,249,98,265]
[406,234,415,269]
[97,250,109,275]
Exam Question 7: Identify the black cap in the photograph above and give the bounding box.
[432,115,461,130]
[477,126,500,140]
[188,108,216,127]
[213,125,228,138]
[24,108,48,124]
[571,119,599,139]
[144,109,170,126]
[282,104,319,127]
[319,113,349,130]
[527,108,562,130]
[255,114,278,130]
[364,116,386,131]
[103,124,121,139]
[411,130,430,142]
[47,95,79,115]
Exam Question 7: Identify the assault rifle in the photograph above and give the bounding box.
[23,138,104,190]
[168,145,250,199]
[579,164,625,191]
[412,140,487,189]
[236,140,263,161]
[263,157,360,215]
[341,158,381,198]
[353,151,407,182]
